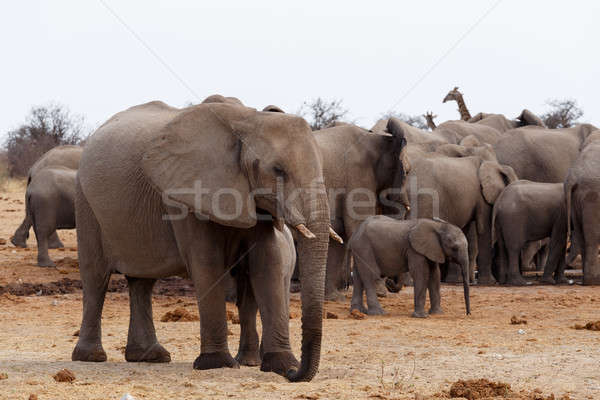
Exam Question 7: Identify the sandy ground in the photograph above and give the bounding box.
[1,182,599,400]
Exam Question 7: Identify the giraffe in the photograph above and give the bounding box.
[423,111,437,130]
[443,86,471,121]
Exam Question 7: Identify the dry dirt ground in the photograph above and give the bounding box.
[1,182,599,400]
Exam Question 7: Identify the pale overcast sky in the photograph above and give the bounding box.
[1,1,598,139]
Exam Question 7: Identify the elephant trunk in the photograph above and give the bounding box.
[459,253,471,315]
[286,188,329,382]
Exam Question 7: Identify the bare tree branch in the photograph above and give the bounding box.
[297,98,350,131]
[541,98,583,129]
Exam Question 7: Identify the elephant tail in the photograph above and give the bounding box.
[564,177,576,245]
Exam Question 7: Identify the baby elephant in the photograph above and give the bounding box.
[349,216,470,318]
[26,167,76,267]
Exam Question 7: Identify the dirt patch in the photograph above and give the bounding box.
[54,257,79,269]
[350,309,366,320]
[510,315,527,325]
[160,307,199,322]
[573,321,600,331]
[449,379,512,399]
[326,311,339,319]
[53,368,76,383]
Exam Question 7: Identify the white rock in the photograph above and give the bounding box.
[120,394,136,400]
[518,329,526,335]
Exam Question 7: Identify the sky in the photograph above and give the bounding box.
[1,0,599,139]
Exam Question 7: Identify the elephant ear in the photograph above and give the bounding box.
[517,109,545,128]
[459,135,481,147]
[478,161,519,204]
[142,103,258,228]
[409,220,445,264]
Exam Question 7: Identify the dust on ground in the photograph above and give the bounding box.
[1,182,600,400]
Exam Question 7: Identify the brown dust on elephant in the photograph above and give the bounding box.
[72,99,342,382]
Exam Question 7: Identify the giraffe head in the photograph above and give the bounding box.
[423,111,438,120]
[443,87,462,103]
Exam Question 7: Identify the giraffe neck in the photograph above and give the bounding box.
[426,118,436,130]
[455,94,471,121]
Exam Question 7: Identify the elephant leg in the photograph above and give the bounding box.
[495,236,508,284]
[325,240,346,301]
[520,241,539,271]
[124,277,170,363]
[33,222,55,267]
[536,242,550,272]
[506,247,528,286]
[444,262,463,283]
[581,201,600,285]
[11,213,31,248]
[350,260,367,314]
[48,231,64,249]
[408,253,429,318]
[354,249,385,315]
[476,220,496,284]
[234,273,261,367]
[72,187,110,362]
[428,263,443,315]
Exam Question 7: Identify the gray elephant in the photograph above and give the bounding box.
[349,216,470,318]
[371,118,450,149]
[468,110,546,133]
[73,100,338,382]
[565,132,600,285]
[25,167,77,267]
[491,181,567,285]
[387,118,518,284]
[11,145,82,248]
[494,124,598,183]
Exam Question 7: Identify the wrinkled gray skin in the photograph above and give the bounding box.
[491,181,567,285]
[73,100,330,382]
[24,167,77,267]
[468,110,546,133]
[388,119,518,285]
[435,142,498,162]
[495,124,598,182]
[565,132,600,285]
[312,124,407,300]
[349,216,470,318]
[11,145,82,249]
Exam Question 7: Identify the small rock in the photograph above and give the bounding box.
[28,395,38,400]
[73,330,79,337]
[160,308,199,322]
[52,299,59,306]
[0,238,6,245]
[121,394,137,400]
[350,309,366,320]
[518,329,526,335]
[510,315,527,325]
[0,372,7,380]
[53,368,76,383]
[326,311,339,319]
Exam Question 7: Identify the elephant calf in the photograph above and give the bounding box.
[491,180,567,285]
[349,216,470,318]
[24,166,76,267]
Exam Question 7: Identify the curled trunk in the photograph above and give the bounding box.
[460,254,471,315]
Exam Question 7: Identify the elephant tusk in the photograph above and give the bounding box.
[295,224,316,239]
[329,227,344,244]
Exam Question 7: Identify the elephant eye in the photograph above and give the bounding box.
[273,165,286,178]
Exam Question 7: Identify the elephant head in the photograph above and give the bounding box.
[516,109,546,128]
[263,105,285,113]
[201,94,244,106]
[408,219,470,315]
[478,161,519,205]
[142,102,331,381]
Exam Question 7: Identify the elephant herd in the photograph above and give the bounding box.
[6,93,600,382]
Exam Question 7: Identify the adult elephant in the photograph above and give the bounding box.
[371,118,450,148]
[73,100,335,382]
[388,118,518,284]
[312,123,408,299]
[494,124,598,183]
[468,109,546,133]
[565,132,600,285]
[11,145,82,248]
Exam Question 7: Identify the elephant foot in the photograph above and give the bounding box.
[72,342,107,362]
[261,351,299,376]
[10,236,27,248]
[477,274,497,285]
[325,289,346,302]
[37,258,56,268]
[290,280,301,293]
[506,275,530,286]
[411,310,429,318]
[554,275,569,284]
[375,279,388,298]
[48,239,65,249]
[429,307,444,315]
[125,343,171,363]
[366,306,386,316]
[235,349,261,367]
[350,304,368,315]
[540,275,556,285]
[385,277,402,293]
[582,276,600,286]
[193,352,239,370]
